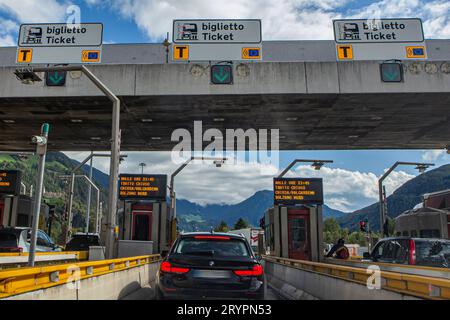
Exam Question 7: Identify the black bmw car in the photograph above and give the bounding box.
[156,232,265,299]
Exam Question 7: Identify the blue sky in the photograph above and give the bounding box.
[1,0,450,211]
[1,0,450,46]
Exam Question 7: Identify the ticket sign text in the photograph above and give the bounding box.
[119,174,167,200]
[273,178,323,205]
[18,23,103,47]
[333,18,424,43]
[173,19,261,44]
[0,170,22,196]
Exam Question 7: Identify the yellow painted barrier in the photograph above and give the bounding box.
[0,251,89,261]
[327,256,450,276]
[0,254,161,299]
[263,255,450,300]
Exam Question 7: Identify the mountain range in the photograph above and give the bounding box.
[3,152,448,234]
[338,163,450,230]
[176,190,347,231]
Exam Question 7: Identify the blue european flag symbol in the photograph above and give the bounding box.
[249,49,260,57]
[88,52,99,60]
[412,48,424,56]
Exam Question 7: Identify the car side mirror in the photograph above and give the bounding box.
[363,252,371,259]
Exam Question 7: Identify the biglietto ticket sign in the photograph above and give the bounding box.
[273,178,323,205]
[118,174,167,201]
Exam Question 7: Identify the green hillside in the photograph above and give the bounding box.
[0,152,109,243]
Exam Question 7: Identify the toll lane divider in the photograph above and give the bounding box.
[325,257,450,280]
[0,251,89,260]
[0,254,161,299]
[263,255,450,300]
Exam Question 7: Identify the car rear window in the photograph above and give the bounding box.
[0,232,18,247]
[67,236,100,247]
[174,237,250,257]
[416,240,450,267]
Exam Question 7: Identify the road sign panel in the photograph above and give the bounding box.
[406,46,426,58]
[380,62,403,82]
[173,45,189,60]
[16,23,103,64]
[0,170,21,196]
[333,18,424,43]
[118,174,167,200]
[171,19,262,61]
[16,48,33,63]
[173,19,261,44]
[242,47,261,59]
[336,45,353,60]
[45,71,66,86]
[82,50,101,62]
[18,23,103,47]
[273,178,324,205]
[211,65,233,84]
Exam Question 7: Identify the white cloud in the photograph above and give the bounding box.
[96,0,450,41]
[105,0,348,41]
[0,0,68,23]
[289,165,415,212]
[0,18,17,46]
[421,149,447,162]
[64,151,417,212]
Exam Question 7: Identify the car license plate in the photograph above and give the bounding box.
[193,269,231,278]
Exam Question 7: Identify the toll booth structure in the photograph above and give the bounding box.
[264,204,324,262]
[1,194,49,228]
[118,200,170,254]
[117,173,170,256]
[1,169,49,229]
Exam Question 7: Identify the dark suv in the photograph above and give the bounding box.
[64,233,101,251]
[363,237,450,268]
[156,232,265,299]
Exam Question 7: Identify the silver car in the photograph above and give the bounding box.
[0,227,61,253]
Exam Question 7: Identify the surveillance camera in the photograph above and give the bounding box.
[31,135,47,145]
[213,160,224,168]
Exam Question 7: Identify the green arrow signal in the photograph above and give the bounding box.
[49,72,64,85]
[213,66,230,83]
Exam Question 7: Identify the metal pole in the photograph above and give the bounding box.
[65,172,76,243]
[28,123,49,267]
[85,150,93,233]
[378,161,434,234]
[278,159,334,178]
[16,66,123,258]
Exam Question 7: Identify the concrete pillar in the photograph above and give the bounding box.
[280,206,289,258]
[273,205,281,257]
[159,202,167,252]
[317,205,324,262]
[152,202,160,253]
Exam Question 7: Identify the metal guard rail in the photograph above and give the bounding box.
[0,251,89,260]
[263,255,450,300]
[0,254,161,298]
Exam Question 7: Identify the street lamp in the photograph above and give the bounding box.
[278,159,334,178]
[169,156,227,241]
[139,162,146,174]
[378,161,434,236]
[15,65,121,260]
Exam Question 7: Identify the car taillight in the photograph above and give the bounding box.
[194,235,230,240]
[160,261,190,274]
[233,264,263,276]
[409,239,416,265]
